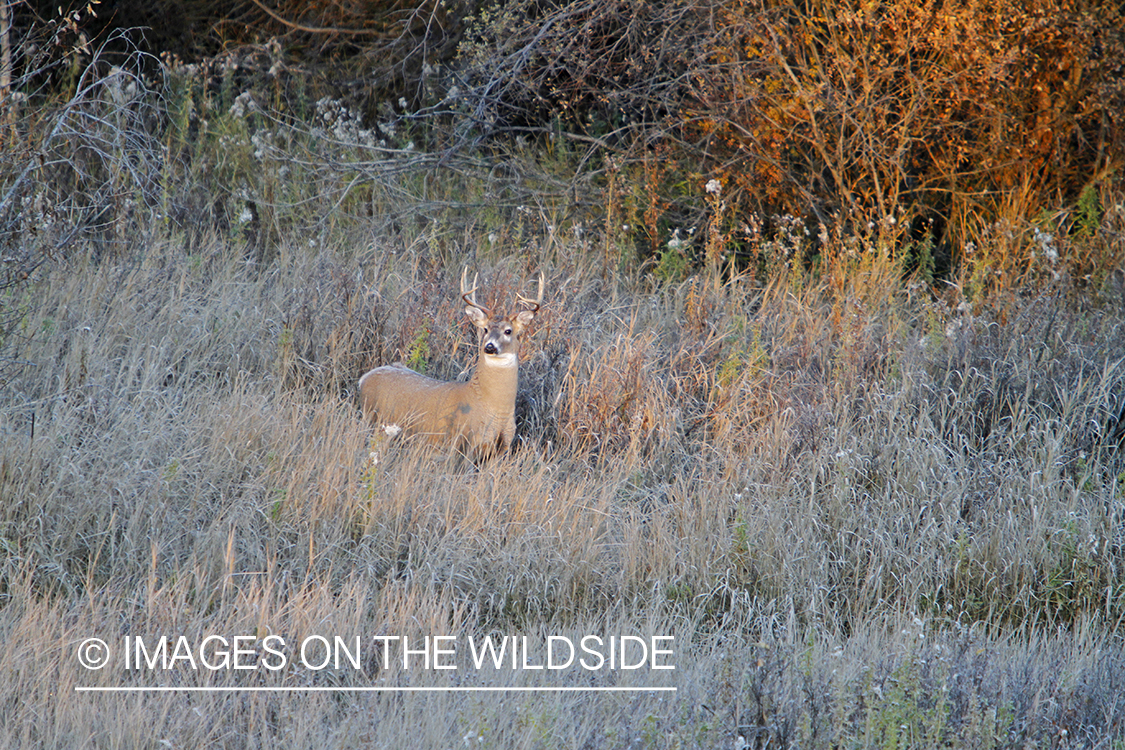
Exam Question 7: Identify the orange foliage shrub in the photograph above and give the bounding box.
[697,0,1125,245]
[461,0,1125,272]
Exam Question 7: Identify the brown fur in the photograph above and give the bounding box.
[358,274,541,459]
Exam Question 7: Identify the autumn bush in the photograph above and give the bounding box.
[9,0,1123,292]
[459,0,1125,287]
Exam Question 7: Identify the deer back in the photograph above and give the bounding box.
[358,270,543,459]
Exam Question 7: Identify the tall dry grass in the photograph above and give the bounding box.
[1,225,1123,746]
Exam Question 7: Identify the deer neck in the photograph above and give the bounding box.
[471,353,518,413]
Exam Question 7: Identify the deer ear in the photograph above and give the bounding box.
[465,305,489,328]
[513,309,535,332]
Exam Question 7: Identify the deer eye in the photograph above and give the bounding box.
[504,328,512,335]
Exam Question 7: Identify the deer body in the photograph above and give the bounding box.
[358,271,542,459]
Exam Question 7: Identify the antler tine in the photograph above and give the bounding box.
[460,266,490,314]
[516,272,545,313]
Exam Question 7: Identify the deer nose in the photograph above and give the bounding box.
[484,341,499,355]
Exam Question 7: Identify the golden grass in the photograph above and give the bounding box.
[1,231,1124,747]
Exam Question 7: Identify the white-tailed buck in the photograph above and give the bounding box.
[358,269,544,459]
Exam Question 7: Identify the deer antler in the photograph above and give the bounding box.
[516,272,545,314]
[359,267,544,460]
[460,267,491,315]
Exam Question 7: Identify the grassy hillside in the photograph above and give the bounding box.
[1,222,1124,746]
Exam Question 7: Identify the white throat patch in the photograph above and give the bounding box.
[485,352,518,367]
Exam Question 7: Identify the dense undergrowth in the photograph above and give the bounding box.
[1,3,1125,748]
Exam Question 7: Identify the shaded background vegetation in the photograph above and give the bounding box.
[4,0,1124,285]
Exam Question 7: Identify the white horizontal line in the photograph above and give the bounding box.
[76,686,676,693]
